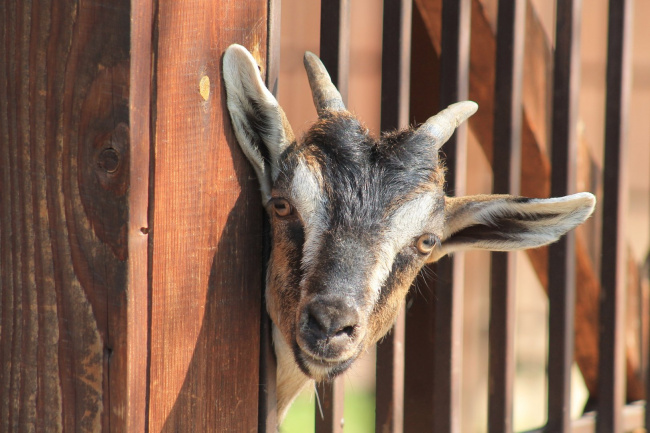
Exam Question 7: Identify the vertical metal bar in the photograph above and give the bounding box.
[376,1,412,432]
[316,2,350,431]
[547,0,582,431]
[376,309,406,433]
[432,1,471,432]
[403,9,438,432]
[403,273,436,432]
[315,381,345,433]
[379,0,412,132]
[488,1,525,433]
[319,0,350,105]
[598,0,633,432]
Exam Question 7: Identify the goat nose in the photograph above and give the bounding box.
[306,302,357,340]
[300,297,359,357]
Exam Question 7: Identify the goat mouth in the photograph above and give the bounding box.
[292,342,357,380]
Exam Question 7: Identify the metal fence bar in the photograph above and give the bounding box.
[547,0,582,431]
[319,0,350,105]
[432,1,471,432]
[598,0,633,431]
[375,0,412,431]
[488,1,525,432]
[316,2,350,431]
[379,0,412,132]
[315,381,345,433]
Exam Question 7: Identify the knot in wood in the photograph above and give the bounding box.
[98,147,120,173]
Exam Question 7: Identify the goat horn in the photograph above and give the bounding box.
[417,101,478,148]
[304,52,346,115]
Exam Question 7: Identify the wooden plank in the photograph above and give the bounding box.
[432,1,471,432]
[0,0,139,430]
[147,1,267,431]
[128,0,154,432]
[316,2,351,430]
[547,1,582,431]
[375,1,412,432]
[488,2,525,433]
[598,0,633,431]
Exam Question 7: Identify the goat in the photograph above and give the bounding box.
[222,44,596,424]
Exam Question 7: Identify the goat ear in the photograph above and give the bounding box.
[223,44,295,201]
[428,192,596,263]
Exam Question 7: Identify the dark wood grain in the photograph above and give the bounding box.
[148,1,267,432]
[0,0,141,430]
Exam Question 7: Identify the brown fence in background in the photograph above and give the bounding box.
[0,0,646,432]
[269,0,645,432]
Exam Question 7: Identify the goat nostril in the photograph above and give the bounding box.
[335,325,355,338]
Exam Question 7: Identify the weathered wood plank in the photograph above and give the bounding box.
[148,1,267,431]
[127,0,154,431]
[0,0,139,431]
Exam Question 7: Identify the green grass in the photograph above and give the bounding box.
[280,389,375,433]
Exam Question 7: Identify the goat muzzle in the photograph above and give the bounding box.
[297,295,363,363]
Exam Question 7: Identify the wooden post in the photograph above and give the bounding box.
[0,1,139,430]
[0,0,269,431]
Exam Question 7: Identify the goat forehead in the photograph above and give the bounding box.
[285,152,441,226]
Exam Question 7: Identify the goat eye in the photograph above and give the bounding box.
[271,198,292,217]
[416,234,439,255]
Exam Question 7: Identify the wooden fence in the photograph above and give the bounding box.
[0,0,647,432]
